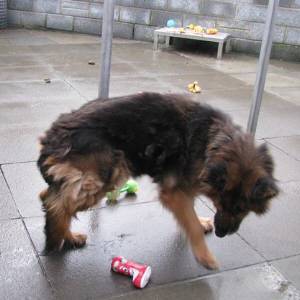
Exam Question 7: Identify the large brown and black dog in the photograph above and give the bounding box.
[38,92,278,269]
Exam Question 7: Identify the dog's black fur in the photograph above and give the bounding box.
[38,92,279,269]
[39,93,221,182]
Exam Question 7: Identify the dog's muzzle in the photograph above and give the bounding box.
[214,211,241,238]
[215,226,228,238]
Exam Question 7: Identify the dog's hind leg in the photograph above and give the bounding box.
[159,188,219,270]
[41,186,74,252]
[41,162,105,252]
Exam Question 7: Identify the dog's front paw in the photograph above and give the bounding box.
[200,254,219,270]
[198,217,214,234]
[193,246,219,270]
[64,232,87,249]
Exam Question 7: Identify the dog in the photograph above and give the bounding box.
[37,92,279,269]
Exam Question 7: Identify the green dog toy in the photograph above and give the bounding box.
[106,179,139,202]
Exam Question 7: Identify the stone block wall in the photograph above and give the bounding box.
[6,0,300,60]
[0,0,7,28]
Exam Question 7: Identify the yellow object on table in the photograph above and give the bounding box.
[206,28,218,35]
[188,81,201,93]
[187,24,195,30]
[179,27,185,33]
[194,26,205,33]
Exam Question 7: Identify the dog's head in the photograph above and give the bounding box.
[199,133,279,238]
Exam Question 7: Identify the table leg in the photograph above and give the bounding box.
[166,36,170,47]
[225,39,231,53]
[153,33,159,50]
[217,42,224,60]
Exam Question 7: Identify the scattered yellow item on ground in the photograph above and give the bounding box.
[206,28,218,35]
[188,81,201,93]
[187,24,195,29]
[194,26,204,33]
[179,27,185,33]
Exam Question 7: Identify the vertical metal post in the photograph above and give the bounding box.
[247,0,279,134]
[98,0,115,99]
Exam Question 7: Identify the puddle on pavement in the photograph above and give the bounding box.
[259,264,300,300]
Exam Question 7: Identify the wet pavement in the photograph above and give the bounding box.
[0,29,300,300]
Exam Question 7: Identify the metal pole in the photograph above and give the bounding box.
[98,0,115,99]
[247,0,279,134]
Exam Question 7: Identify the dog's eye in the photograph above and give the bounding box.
[251,177,278,201]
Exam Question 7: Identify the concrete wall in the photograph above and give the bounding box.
[7,0,300,60]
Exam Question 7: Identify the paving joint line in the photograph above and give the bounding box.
[0,160,37,166]
[63,78,89,101]
[0,166,54,291]
[265,139,300,162]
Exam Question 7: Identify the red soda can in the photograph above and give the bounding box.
[111,256,151,288]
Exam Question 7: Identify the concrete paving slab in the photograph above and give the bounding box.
[66,78,102,100]
[1,162,45,218]
[231,72,300,89]
[52,63,101,80]
[0,55,45,68]
[0,48,96,72]
[112,45,180,64]
[0,65,60,82]
[159,73,249,92]
[37,30,101,45]
[266,142,300,182]
[239,182,300,260]
[68,77,175,100]
[0,100,85,129]
[272,255,300,290]
[198,54,261,74]
[268,87,300,106]
[132,60,217,76]
[40,51,122,66]
[0,219,55,299]
[0,126,43,164]
[109,78,179,98]
[2,162,158,218]
[34,43,102,55]
[228,102,300,139]
[108,264,300,300]
[0,44,35,56]
[0,171,19,220]
[192,88,291,112]
[193,87,252,111]
[0,43,100,56]
[24,201,264,299]
[270,59,300,73]
[267,136,300,161]
[174,51,279,74]
[2,36,57,46]
[54,61,139,80]
[0,29,36,39]
[0,80,84,103]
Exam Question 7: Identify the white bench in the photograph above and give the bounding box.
[153,27,231,60]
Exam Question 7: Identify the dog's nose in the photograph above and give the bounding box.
[215,227,227,238]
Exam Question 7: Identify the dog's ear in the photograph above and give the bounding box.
[251,177,279,201]
[258,143,274,174]
[204,162,227,192]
